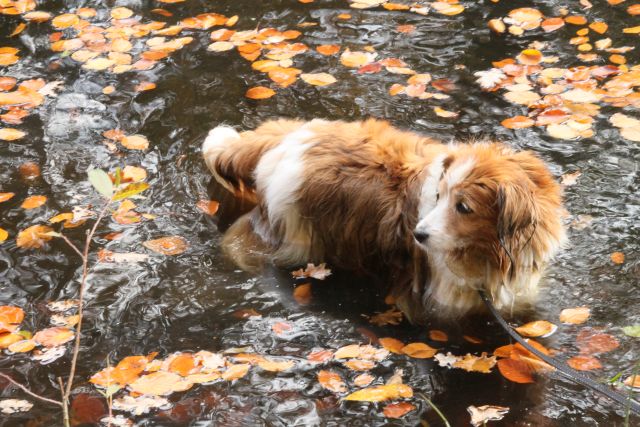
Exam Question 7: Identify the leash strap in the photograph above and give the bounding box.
[478,290,640,415]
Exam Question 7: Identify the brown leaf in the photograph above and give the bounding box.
[610,252,624,264]
[368,308,402,326]
[429,330,448,342]
[196,200,219,215]
[468,405,510,427]
[576,329,619,355]
[343,359,376,371]
[293,283,312,305]
[33,326,74,347]
[258,359,295,372]
[307,349,334,363]
[353,373,374,387]
[143,236,188,256]
[567,355,602,371]
[383,402,416,418]
[497,358,534,383]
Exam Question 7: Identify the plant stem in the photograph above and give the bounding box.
[59,234,84,258]
[418,392,451,427]
[58,377,70,427]
[64,201,110,398]
[0,372,62,406]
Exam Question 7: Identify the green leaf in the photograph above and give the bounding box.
[88,169,114,199]
[112,182,149,201]
[44,231,63,238]
[114,167,122,188]
[609,372,623,383]
[622,325,640,338]
[18,330,32,339]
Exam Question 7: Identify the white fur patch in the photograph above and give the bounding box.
[202,126,241,193]
[202,125,240,154]
[446,158,475,189]
[417,154,446,219]
[254,127,316,264]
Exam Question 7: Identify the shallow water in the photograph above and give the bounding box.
[0,0,638,426]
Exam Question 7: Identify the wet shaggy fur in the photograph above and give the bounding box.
[202,118,567,322]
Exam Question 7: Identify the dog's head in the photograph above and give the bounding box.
[413,143,566,315]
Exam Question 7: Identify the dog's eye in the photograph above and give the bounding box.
[456,202,472,214]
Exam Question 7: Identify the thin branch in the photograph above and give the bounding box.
[64,201,111,397]
[57,377,70,427]
[0,372,62,406]
[418,392,451,427]
[59,234,84,258]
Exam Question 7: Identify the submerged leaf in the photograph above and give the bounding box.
[343,384,412,402]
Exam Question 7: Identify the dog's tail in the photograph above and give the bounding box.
[202,125,258,201]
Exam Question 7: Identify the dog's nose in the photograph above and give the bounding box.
[413,230,429,243]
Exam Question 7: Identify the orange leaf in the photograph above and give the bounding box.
[268,67,300,88]
[610,251,624,264]
[565,15,587,25]
[293,282,312,305]
[1,192,19,203]
[110,7,133,20]
[559,307,590,324]
[21,195,46,209]
[497,358,534,383]
[8,339,36,353]
[257,358,295,372]
[307,349,334,363]
[501,116,535,129]
[0,333,23,349]
[429,330,448,342]
[16,225,53,249]
[0,306,24,333]
[168,353,198,376]
[0,228,7,242]
[379,337,405,354]
[246,86,276,100]
[401,342,437,359]
[221,363,250,381]
[318,370,346,393]
[143,236,188,256]
[589,21,608,34]
[129,371,190,395]
[514,320,557,338]
[344,384,413,402]
[353,373,374,387]
[343,359,375,371]
[567,355,602,371]
[121,134,149,150]
[19,163,41,178]
[383,402,416,418]
[33,326,74,347]
[51,13,79,29]
[316,45,340,56]
[135,82,156,92]
[196,200,219,215]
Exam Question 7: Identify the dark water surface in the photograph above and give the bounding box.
[0,0,638,426]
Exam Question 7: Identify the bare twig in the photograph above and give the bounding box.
[0,372,62,406]
[57,377,69,427]
[64,201,111,398]
[59,234,84,258]
[418,392,451,427]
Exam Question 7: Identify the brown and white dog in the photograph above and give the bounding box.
[202,118,566,322]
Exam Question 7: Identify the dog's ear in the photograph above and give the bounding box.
[496,182,537,278]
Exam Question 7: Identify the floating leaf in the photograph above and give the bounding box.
[112,395,169,416]
[196,200,219,215]
[143,236,188,256]
[401,342,437,359]
[502,116,534,129]
[468,405,510,427]
[0,228,7,242]
[316,45,340,55]
[318,370,346,393]
[610,252,624,264]
[113,182,149,201]
[307,349,333,363]
[300,73,336,86]
[353,373,375,387]
[340,49,377,68]
[515,320,558,338]
[0,399,33,414]
[0,306,24,333]
[88,169,114,199]
[576,329,619,355]
[121,135,149,150]
[429,330,448,342]
[344,384,412,402]
[368,308,402,326]
[246,86,276,100]
[567,355,602,371]
[221,363,250,381]
[379,337,405,354]
[16,225,53,249]
[7,339,36,353]
[452,353,497,373]
[258,358,295,372]
[291,263,332,280]
[383,402,415,418]
[21,195,46,209]
[293,283,312,305]
[33,326,74,347]
[343,359,376,371]
[497,358,534,383]
[0,192,15,203]
[622,325,640,337]
[0,128,26,141]
[559,307,590,324]
[129,371,189,395]
[433,107,458,118]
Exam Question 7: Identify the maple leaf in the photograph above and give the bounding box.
[367,308,403,326]
[474,68,506,90]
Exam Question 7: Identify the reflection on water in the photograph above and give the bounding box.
[0,0,638,425]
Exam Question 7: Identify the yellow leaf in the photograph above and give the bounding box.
[344,384,413,402]
[317,370,346,393]
[300,73,337,86]
[0,128,26,141]
[559,307,590,324]
[515,320,558,338]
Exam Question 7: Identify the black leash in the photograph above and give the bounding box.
[478,290,640,416]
